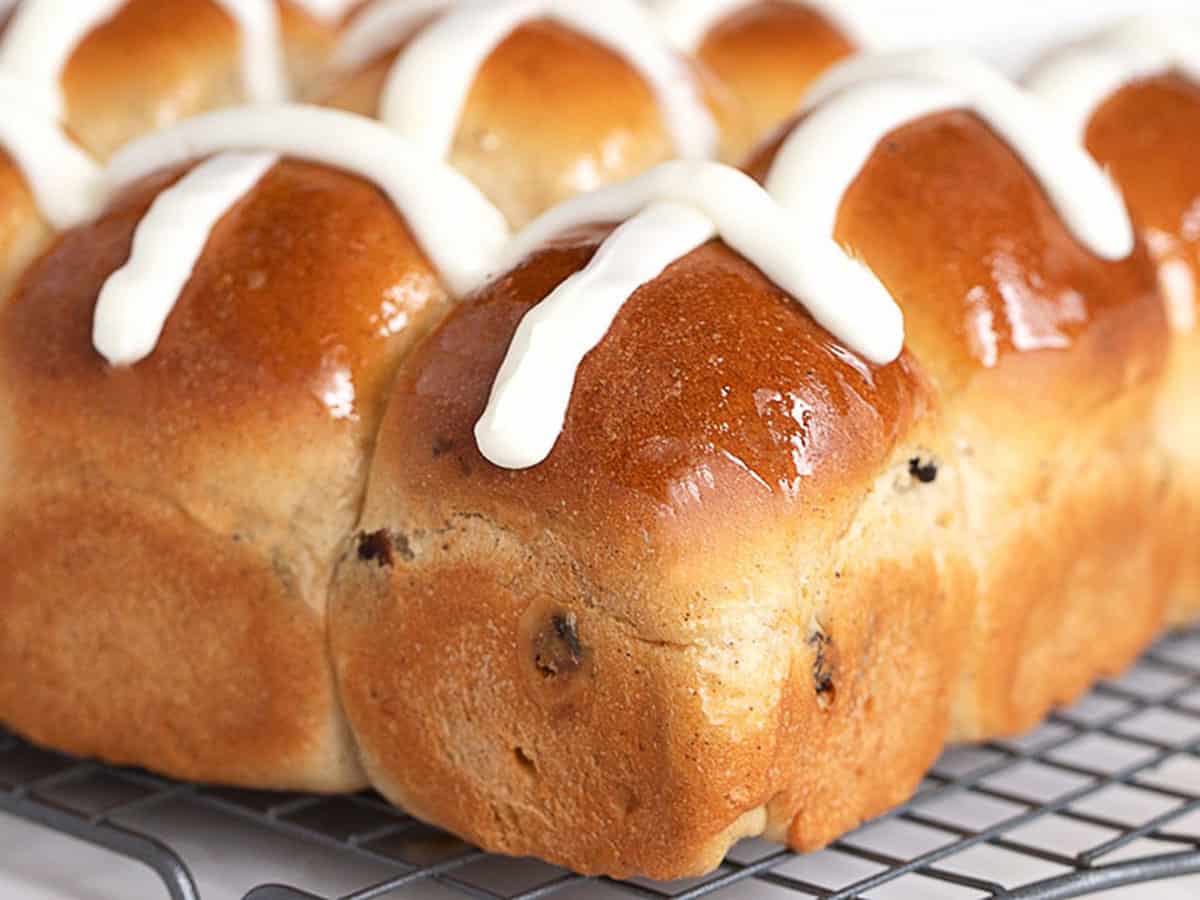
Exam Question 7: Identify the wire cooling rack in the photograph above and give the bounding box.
[2,627,1199,900]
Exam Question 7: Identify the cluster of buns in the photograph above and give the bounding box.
[0,0,1194,882]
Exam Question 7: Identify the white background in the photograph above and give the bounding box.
[3,1,1200,898]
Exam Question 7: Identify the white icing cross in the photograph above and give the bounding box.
[337,0,717,160]
[647,0,872,53]
[0,0,289,118]
[93,103,510,367]
[1026,16,1200,143]
[769,50,1134,262]
[93,150,280,366]
[474,160,905,470]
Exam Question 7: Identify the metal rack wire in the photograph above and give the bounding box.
[2,626,1199,900]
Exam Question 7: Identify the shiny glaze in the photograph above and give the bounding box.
[786,52,1132,262]
[699,1,854,153]
[475,159,907,468]
[746,110,1165,402]
[1086,74,1200,333]
[320,19,675,226]
[379,225,931,543]
[0,159,448,441]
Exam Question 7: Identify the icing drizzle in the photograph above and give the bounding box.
[93,150,279,366]
[333,0,454,70]
[474,160,904,469]
[1026,16,1200,143]
[289,0,362,22]
[210,0,290,104]
[339,0,717,160]
[648,0,870,53]
[0,0,126,114]
[0,76,105,228]
[773,50,1134,261]
[94,103,509,366]
[0,0,289,117]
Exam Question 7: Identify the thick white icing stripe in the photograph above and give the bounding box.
[648,0,870,52]
[92,151,279,367]
[476,202,715,469]
[786,51,1134,261]
[0,77,105,228]
[211,0,290,103]
[288,0,361,22]
[104,104,509,297]
[0,0,288,117]
[1026,17,1200,144]
[375,0,717,159]
[475,160,905,469]
[333,0,454,69]
[0,0,126,115]
[1159,256,1197,334]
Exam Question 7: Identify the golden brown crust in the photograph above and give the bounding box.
[1085,74,1200,625]
[318,18,707,226]
[55,0,340,158]
[749,109,1170,739]
[0,158,452,789]
[698,1,856,162]
[330,232,969,876]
